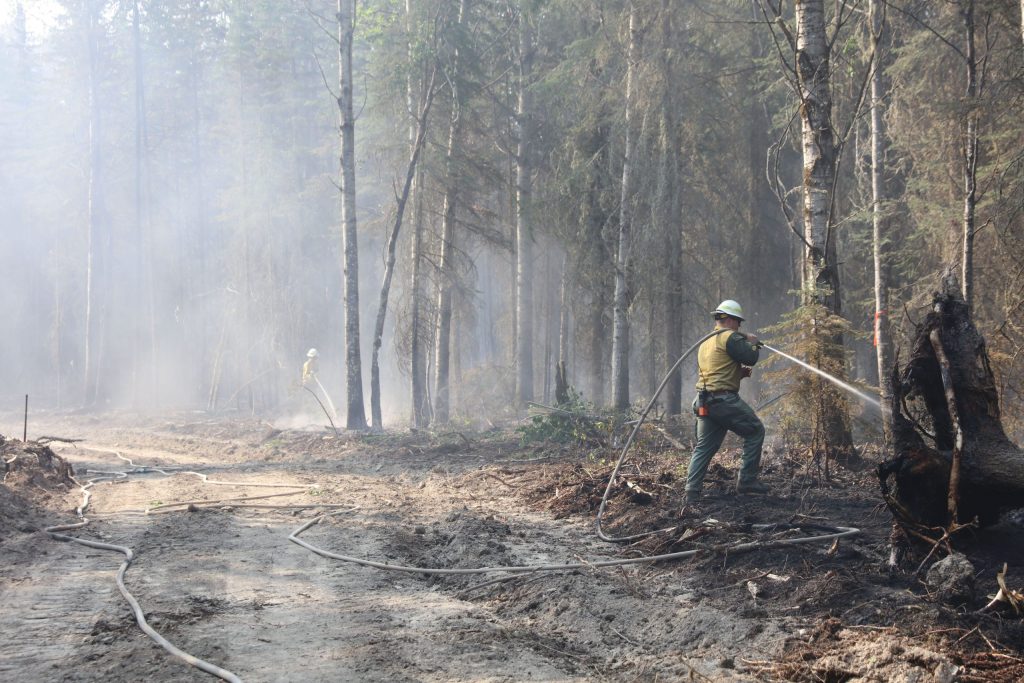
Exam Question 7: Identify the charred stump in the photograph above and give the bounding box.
[879,272,1024,529]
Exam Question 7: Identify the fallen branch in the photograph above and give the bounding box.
[36,436,84,445]
[654,426,687,451]
[622,479,654,504]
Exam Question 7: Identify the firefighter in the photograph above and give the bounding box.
[685,300,767,504]
[302,348,319,384]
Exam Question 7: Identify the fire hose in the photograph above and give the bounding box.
[44,446,344,683]
[596,328,730,542]
[288,331,859,575]
[47,375,861,683]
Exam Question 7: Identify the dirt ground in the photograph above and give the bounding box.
[2,411,1023,682]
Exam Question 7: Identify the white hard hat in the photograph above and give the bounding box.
[712,300,745,321]
[307,348,319,358]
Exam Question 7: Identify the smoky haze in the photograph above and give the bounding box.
[1,0,810,429]
[0,2,410,422]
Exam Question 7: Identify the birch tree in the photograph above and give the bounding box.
[960,0,978,311]
[869,0,895,443]
[756,0,856,458]
[131,0,147,406]
[795,0,840,309]
[83,0,108,407]
[338,0,367,430]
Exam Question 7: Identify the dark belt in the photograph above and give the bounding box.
[707,390,737,397]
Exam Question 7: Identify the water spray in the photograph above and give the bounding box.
[760,344,880,409]
[313,377,340,422]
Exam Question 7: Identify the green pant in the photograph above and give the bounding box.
[686,392,765,493]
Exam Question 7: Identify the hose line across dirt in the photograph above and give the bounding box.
[289,509,860,575]
[42,403,863,683]
[44,445,326,683]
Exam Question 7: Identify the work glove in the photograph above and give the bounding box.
[740,365,753,379]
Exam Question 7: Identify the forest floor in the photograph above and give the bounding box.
[1,410,1023,682]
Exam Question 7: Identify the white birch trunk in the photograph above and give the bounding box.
[658,0,682,415]
[795,0,853,454]
[515,3,535,409]
[132,0,144,406]
[870,0,895,443]
[338,0,367,429]
[433,134,457,424]
[795,0,839,308]
[558,253,570,374]
[961,0,978,311]
[83,0,105,407]
[611,1,640,413]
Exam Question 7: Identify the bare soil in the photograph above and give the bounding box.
[1,411,1022,682]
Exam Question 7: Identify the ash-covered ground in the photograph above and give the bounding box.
[1,412,1022,681]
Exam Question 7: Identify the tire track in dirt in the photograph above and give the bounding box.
[0,532,125,680]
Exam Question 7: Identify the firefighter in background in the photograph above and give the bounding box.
[301,347,340,423]
[302,348,319,384]
[685,300,768,505]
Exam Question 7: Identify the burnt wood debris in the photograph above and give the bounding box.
[880,270,1024,531]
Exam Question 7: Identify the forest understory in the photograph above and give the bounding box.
[2,412,1023,682]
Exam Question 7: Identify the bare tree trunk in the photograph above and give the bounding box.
[433,0,466,425]
[795,0,853,454]
[405,0,430,428]
[189,54,205,412]
[433,185,456,425]
[870,0,894,444]
[370,72,436,430]
[407,0,429,429]
[549,252,560,404]
[581,117,610,408]
[83,0,106,408]
[557,252,570,399]
[338,0,366,429]
[611,1,640,413]
[132,0,145,407]
[656,4,683,415]
[961,0,978,311]
[505,70,518,371]
[409,173,428,427]
[515,2,535,410]
[796,0,838,309]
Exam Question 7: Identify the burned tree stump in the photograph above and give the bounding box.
[879,271,1024,528]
